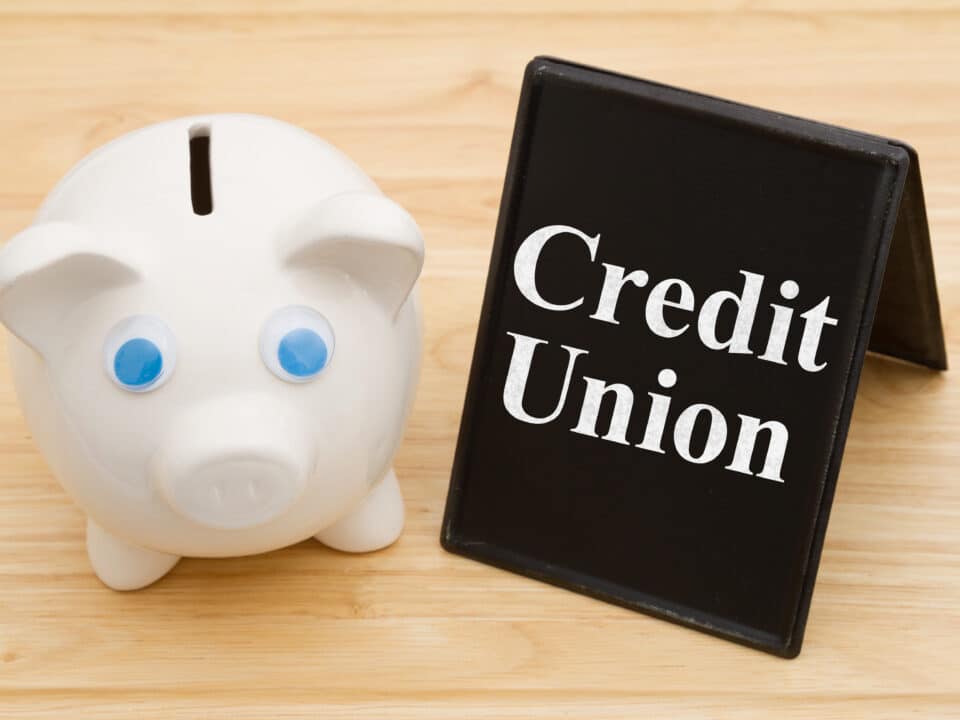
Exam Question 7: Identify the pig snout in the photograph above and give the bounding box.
[151,395,313,530]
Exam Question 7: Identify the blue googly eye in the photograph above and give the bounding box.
[104,316,176,392]
[278,328,328,377]
[260,306,335,383]
[114,338,164,388]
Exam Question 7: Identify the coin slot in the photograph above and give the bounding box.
[189,124,213,215]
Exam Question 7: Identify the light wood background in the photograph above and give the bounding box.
[0,1,957,718]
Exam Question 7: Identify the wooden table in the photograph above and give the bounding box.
[0,2,957,717]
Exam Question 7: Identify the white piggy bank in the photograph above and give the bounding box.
[0,115,423,590]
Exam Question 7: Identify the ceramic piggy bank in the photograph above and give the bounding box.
[0,115,423,590]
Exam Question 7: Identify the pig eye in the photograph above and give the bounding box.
[260,305,335,383]
[103,315,177,392]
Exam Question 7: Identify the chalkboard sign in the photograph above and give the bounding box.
[441,57,946,657]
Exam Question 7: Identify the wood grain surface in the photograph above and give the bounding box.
[0,1,957,717]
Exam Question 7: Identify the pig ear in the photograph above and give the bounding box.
[280,192,424,317]
[0,222,142,356]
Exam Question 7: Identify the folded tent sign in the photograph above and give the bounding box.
[442,57,947,658]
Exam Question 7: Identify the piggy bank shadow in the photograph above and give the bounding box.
[97,537,403,652]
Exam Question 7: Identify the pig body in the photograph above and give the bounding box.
[0,115,423,589]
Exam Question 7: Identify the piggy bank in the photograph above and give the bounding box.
[0,115,423,590]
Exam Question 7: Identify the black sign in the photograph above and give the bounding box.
[441,57,947,657]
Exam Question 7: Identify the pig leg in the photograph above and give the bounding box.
[314,468,404,552]
[86,518,180,591]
